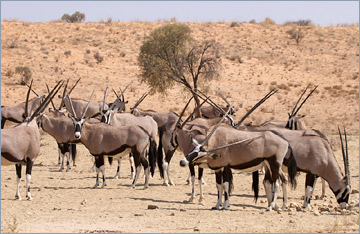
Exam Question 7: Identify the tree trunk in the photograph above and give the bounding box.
[192,88,202,118]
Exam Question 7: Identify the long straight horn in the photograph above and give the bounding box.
[174,96,194,129]
[217,92,231,106]
[344,127,350,186]
[338,127,350,186]
[81,89,95,119]
[291,84,310,116]
[207,136,261,152]
[196,89,227,115]
[132,92,149,110]
[24,79,33,119]
[66,94,77,118]
[180,97,209,129]
[29,80,64,121]
[59,79,69,110]
[103,79,109,111]
[292,85,319,116]
[46,83,57,110]
[67,78,81,95]
[111,81,133,110]
[25,82,39,97]
[201,105,232,145]
[236,88,277,127]
[112,88,120,100]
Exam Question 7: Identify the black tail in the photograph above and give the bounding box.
[252,170,259,202]
[71,144,76,162]
[229,168,234,196]
[108,157,113,166]
[287,145,297,189]
[157,127,164,178]
[149,139,157,177]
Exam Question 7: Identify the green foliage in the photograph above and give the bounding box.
[138,23,221,96]
[15,66,32,85]
[138,23,193,93]
[61,11,85,23]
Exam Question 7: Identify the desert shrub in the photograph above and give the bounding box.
[9,38,19,48]
[64,50,71,56]
[261,17,275,25]
[94,51,103,63]
[284,20,313,26]
[230,21,239,27]
[15,66,32,85]
[286,27,305,45]
[249,19,256,24]
[61,11,85,23]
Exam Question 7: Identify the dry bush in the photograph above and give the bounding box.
[286,27,305,45]
[283,20,313,26]
[15,66,32,85]
[94,52,104,64]
[230,21,239,27]
[261,17,275,26]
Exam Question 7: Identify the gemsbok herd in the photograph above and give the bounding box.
[1,79,352,212]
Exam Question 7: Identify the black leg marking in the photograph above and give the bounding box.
[15,164,22,179]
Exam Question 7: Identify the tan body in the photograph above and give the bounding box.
[1,120,40,200]
[131,108,179,128]
[79,121,151,189]
[242,124,349,209]
[1,96,44,128]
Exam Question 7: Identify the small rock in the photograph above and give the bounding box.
[147,205,158,210]
[179,209,186,212]
[259,211,264,214]
[134,214,143,216]
[313,211,321,216]
[4,185,8,187]
[315,195,320,200]
[290,202,298,208]
[169,213,175,216]
[289,220,295,223]
[81,199,87,205]
[194,228,200,232]
[296,207,302,212]
[319,207,330,212]
[328,204,333,208]
[351,189,359,194]
[260,200,266,204]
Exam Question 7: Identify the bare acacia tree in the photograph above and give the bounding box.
[138,23,221,116]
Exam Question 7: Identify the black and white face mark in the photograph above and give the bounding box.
[73,118,84,139]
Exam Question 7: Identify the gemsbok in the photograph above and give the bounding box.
[67,92,154,189]
[179,114,297,211]
[1,88,45,128]
[1,80,63,200]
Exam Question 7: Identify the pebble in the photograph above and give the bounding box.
[179,209,186,212]
[169,213,175,216]
[289,220,295,223]
[290,202,298,208]
[259,211,264,214]
[134,214,143,216]
[351,189,359,194]
[296,207,302,212]
[81,199,87,205]
[194,228,200,232]
[313,211,321,216]
[288,211,293,216]
[147,205,158,210]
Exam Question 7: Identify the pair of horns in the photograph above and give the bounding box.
[104,80,133,111]
[59,78,81,110]
[67,89,95,120]
[25,82,39,97]
[338,127,350,186]
[25,80,64,122]
[290,84,318,117]
[235,88,278,127]
[131,91,149,110]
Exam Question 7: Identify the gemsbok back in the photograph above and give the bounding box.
[1,80,63,200]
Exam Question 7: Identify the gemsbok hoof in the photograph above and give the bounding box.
[169,181,175,186]
[26,196,33,201]
[114,176,119,179]
[15,195,22,200]
[211,206,220,210]
[188,197,195,203]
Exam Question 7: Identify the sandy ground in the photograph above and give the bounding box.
[1,21,359,232]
